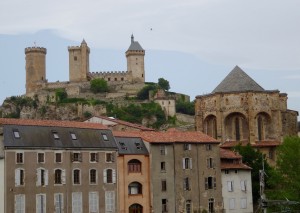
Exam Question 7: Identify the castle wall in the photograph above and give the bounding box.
[90,71,130,85]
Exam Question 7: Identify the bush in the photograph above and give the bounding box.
[55,88,67,102]
[137,84,157,100]
[90,78,108,93]
[176,100,195,115]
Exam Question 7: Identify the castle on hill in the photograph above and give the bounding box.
[25,35,146,102]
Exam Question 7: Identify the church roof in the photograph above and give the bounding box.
[127,34,144,51]
[212,66,264,93]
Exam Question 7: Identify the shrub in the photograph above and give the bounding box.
[90,78,109,93]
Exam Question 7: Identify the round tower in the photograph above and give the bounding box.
[25,47,47,94]
[126,35,145,83]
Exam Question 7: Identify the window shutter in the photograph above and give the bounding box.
[112,169,116,183]
[213,177,216,189]
[79,153,82,162]
[62,169,66,184]
[36,195,40,213]
[111,153,115,162]
[206,158,209,168]
[182,158,185,169]
[190,158,192,169]
[205,177,208,190]
[15,169,20,186]
[71,152,74,162]
[103,169,107,183]
[45,170,49,186]
[95,153,99,162]
[36,169,41,186]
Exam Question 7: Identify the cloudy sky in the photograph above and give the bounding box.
[0,0,300,114]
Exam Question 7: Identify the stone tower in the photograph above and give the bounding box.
[25,46,47,94]
[126,35,145,83]
[68,39,90,82]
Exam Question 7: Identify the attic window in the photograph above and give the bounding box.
[52,131,59,140]
[13,129,20,139]
[102,133,108,141]
[119,142,127,150]
[70,133,77,140]
[135,142,142,150]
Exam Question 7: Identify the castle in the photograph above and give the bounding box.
[25,35,146,101]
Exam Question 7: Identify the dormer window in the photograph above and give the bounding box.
[119,142,127,150]
[102,133,108,141]
[70,132,77,140]
[13,129,20,139]
[52,131,59,140]
[135,142,142,150]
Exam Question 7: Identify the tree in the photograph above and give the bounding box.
[275,136,300,201]
[137,84,157,100]
[90,78,108,93]
[55,88,68,102]
[158,78,170,91]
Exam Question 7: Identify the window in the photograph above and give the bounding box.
[71,152,82,162]
[90,169,97,184]
[241,180,247,191]
[128,159,141,173]
[129,204,143,213]
[16,152,24,164]
[105,191,115,212]
[36,194,46,213]
[208,198,214,213]
[74,56,77,61]
[73,169,80,184]
[90,152,98,162]
[161,180,167,191]
[119,142,127,150]
[184,143,191,150]
[54,169,65,184]
[235,170,238,174]
[205,177,216,190]
[186,200,192,213]
[102,133,108,141]
[13,129,20,138]
[135,142,142,150]
[121,77,124,81]
[183,158,192,169]
[106,153,114,162]
[15,168,25,186]
[128,182,142,195]
[15,194,25,213]
[229,198,235,210]
[225,170,229,174]
[52,131,59,140]
[227,181,234,192]
[160,145,166,155]
[183,177,190,190]
[72,192,82,213]
[161,162,166,172]
[206,144,212,151]
[55,153,62,163]
[104,169,116,184]
[207,158,214,168]
[162,199,168,212]
[37,153,45,163]
[89,192,99,213]
[36,168,48,186]
[70,132,77,140]
[115,77,117,81]
[54,193,64,213]
[241,198,247,209]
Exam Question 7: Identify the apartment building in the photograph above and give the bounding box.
[0,118,118,213]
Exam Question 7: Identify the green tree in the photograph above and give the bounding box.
[275,136,300,201]
[137,84,157,100]
[158,78,170,91]
[90,78,109,93]
[55,88,68,102]
[176,100,195,115]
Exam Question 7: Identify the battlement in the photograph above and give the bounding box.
[68,46,81,50]
[90,71,128,75]
[25,47,47,54]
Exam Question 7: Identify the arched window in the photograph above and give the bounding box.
[257,116,263,141]
[128,159,141,173]
[128,182,142,195]
[103,169,116,183]
[129,203,143,213]
[235,117,240,141]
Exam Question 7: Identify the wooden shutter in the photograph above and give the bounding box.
[213,177,216,189]
[71,152,74,162]
[79,153,82,162]
[112,169,116,183]
[15,169,20,186]
[95,153,99,162]
[62,169,66,184]
[45,169,49,186]
[190,158,192,169]
[103,169,107,183]
[205,177,208,190]
[89,192,98,213]
[36,169,41,186]
[182,158,185,169]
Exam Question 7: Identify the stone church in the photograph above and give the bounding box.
[195,66,298,165]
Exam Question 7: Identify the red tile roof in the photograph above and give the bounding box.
[220,148,241,159]
[221,163,252,170]
[86,116,154,131]
[220,140,280,148]
[113,130,219,143]
[0,118,108,130]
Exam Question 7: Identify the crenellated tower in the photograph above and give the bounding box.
[126,35,145,83]
[68,39,90,82]
[25,46,47,94]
